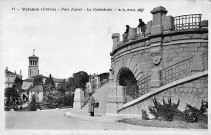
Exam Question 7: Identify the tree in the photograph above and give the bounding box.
[13,76,23,94]
[57,79,68,93]
[29,94,39,111]
[44,74,55,92]
[73,71,89,90]
[33,75,43,86]
[67,77,76,92]
[45,74,55,86]
[4,87,19,109]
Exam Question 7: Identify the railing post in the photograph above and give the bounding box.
[112,33,120,51]
[150,68,161,88]
[150,6,168,34]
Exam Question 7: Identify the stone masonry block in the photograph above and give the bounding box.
[191,43,201,48]
[191,34,201,39]
[150,37,162,43]
[151,25,162,34]
[106,103,118,114]
[127,45,131,51]
[146,21,152,35]
[184,47,195,52]
[171,34,191,41]
[145,40,150,46]
[168,53,178,57]
[163,49,174,54]
[180,44,187,48]
[138,42,145,47]
[201,42,208,47]
[108,85,124,97]
[162,16,174,31]
[107,96,124,103]
[200,20,208,28]
[163,36,171,43]
[174,48,183,53]
[201,33,208,40]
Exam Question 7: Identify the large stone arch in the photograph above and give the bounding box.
[115,59,144,85]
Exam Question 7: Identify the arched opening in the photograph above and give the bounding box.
[118,68,139,103]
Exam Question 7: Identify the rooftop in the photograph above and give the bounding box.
[28,54,39,59]
[5,69,22,77]
[29,85,43,92]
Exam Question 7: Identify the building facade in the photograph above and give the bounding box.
[5,67,22,88]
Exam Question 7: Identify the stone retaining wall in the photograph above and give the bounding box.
[118,75,208,115]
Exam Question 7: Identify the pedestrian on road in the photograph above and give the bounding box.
[88,93,95,116]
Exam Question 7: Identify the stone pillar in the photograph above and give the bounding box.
[73,88,84,109]
[106,84,125,114]
[191,53,204,72]
[112,33,120,51]
[150,6,168,34]
[150,68,161,88]
[127,28,137,40]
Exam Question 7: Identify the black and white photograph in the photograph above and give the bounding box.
[0,0,210,134]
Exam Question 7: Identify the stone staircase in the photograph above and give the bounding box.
[68,83,110,116]
[92,83,110,114]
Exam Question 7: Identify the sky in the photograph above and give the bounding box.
[0,0,210,80]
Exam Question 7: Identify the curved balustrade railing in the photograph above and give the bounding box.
[124,75,151,104]
[161,57,193,85]
[174,14,202,30]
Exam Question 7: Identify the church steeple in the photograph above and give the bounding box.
[28,49,39,78]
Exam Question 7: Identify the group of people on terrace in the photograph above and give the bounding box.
[123,19,147,42]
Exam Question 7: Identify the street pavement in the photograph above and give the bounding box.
[3,109,209,135]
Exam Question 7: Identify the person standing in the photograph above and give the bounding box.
[137,19,146,33]
[88,93,95,116]
[123,25,130,42]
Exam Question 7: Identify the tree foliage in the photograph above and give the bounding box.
[13,76,23,94]
[59,71,89,93]
[67,77,76,92]
[4,87,20,108]
[45,74,55,86]
[28,94,40,111]
[72,71,89,90]
[41,91,74,109]
[44,74,55,92]
[33,75,43,86]
[57,79,68,93]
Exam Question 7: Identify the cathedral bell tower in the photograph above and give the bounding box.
[28,49,39,78]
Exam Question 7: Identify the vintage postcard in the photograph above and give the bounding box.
[0,0,210,134]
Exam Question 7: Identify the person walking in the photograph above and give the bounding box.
[88,93,95,116]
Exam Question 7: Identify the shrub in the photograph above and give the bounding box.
[148,97,180,121]
[28,94,39,111]
[63,92,74,106]
[183,100,208,124]
[41,91,74,109]
[142,109,149,120]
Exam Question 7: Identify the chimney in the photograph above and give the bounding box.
[20,70,22,75]
[6,67,8,71]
